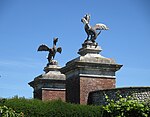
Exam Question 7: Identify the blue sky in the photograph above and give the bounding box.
[0,0,150,98]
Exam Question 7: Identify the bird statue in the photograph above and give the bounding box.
[81,14,109,43]
[38,37,62,64]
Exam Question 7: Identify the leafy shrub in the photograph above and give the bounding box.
[102,94,150,117]
[0,105,23,117]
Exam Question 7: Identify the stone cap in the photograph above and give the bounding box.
[28,70,66,89]
[61,61,122,72]
[61,60,122,79]
[28,60,66,88]
[28,78,66,89]
[35,71,66,80]
[66,53,116,66]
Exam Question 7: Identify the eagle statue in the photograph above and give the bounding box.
[38,37,62,64]
[81,14,109,43]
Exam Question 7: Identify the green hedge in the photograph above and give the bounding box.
[0,96,150,117]
[0,98,102,117]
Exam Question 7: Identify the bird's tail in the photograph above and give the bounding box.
[93,23,109,30]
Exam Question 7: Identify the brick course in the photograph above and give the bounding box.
[42,89,66,101]
[80,77,115,104]
[65,75,116,104]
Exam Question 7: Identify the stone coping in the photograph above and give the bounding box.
[90,86,150,93]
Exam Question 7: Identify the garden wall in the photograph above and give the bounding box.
[88,87,150,105]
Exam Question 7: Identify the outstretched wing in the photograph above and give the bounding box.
[38,44,49,51]
[93,23,109,30]
[53,37,58,44]
[57,47,62,54]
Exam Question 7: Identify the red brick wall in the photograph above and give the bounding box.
[80,77,115,104]
[42,89,66,101]
[65,76,115,104]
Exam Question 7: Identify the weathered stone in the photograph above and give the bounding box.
[78,42,102,56]
[61,42,122,104]
[28,61,66,101]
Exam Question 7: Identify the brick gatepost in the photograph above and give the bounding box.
[28,60,66,101]
[61,41,122,104]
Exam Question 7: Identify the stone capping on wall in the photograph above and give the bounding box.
[88,87,150,105]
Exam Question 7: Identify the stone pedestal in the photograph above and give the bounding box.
[61,41,122,104]
[28,60,66,101]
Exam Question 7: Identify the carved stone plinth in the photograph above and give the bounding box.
[28,60,66,101]
[78,40,102,56]
[61,41,122,104]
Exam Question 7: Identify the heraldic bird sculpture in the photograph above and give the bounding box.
[38,37,62,64]
[81,14,109,43]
